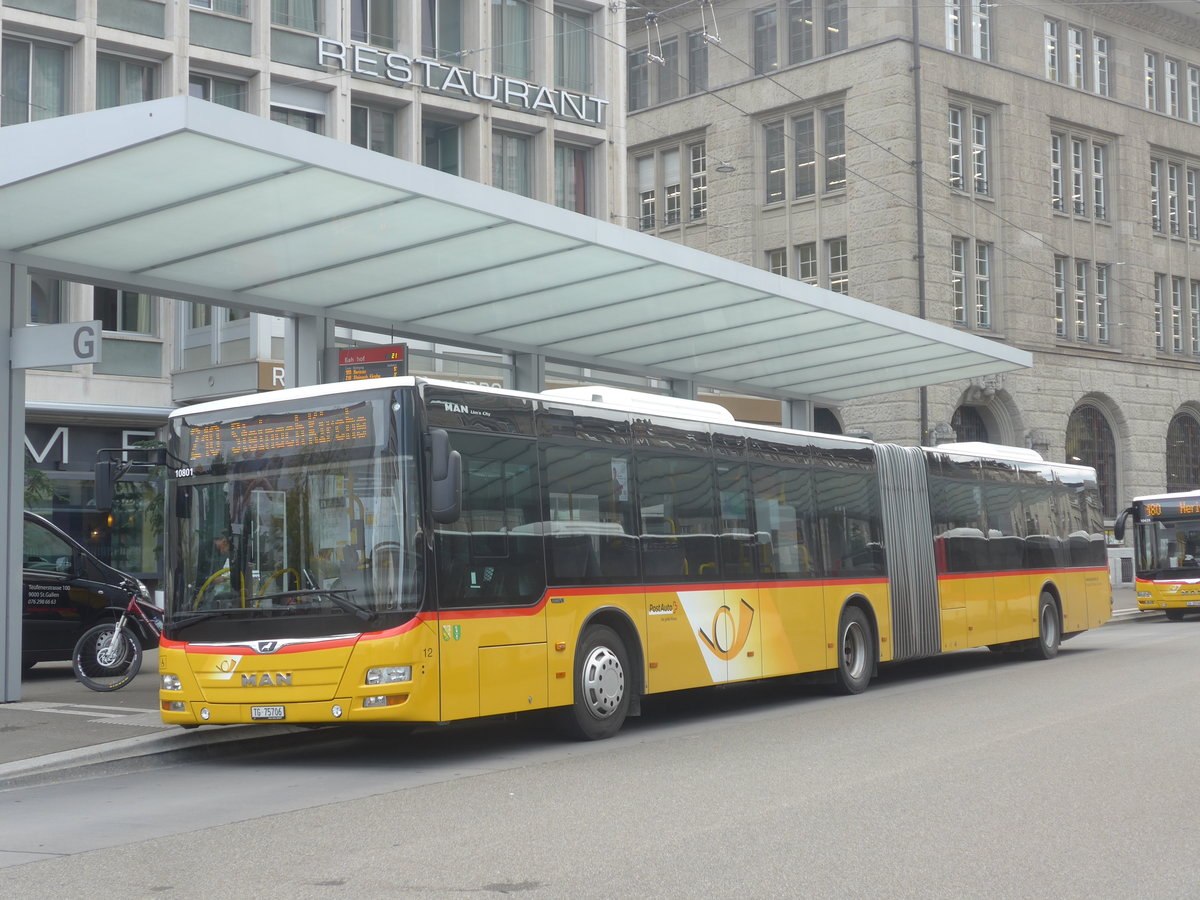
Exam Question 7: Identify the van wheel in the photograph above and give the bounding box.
[560,625,630,741]
[1024,592,1061,660]
[833,607,873,694]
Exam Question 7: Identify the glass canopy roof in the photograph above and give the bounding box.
[0,97,1030,403]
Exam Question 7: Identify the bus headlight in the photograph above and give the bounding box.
[161,674,182,691]
[366,666,411,685]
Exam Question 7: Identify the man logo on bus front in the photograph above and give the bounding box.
[256,641,281,654]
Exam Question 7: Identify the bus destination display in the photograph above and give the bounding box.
[339,345,406,381]
[1143,500,1200,519]
[185,404,374,466]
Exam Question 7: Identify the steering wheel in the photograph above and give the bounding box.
[193,567,231,610]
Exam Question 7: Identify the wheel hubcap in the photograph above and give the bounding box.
[581,645,624,719]
[842,622,866,679]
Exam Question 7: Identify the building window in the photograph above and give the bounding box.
[796,242,817,284]
[1093,35,1111,97]
[627,49,649,111]
[271,0,321,32]
[555,7,592,93]
[554,143,592,214]
[657,39,680,104]
[827,238,848,295]
[493,0,533,80]
[689,142,708,220]
[1190,66,1200,124]
[767,249,788,276]
[764,104,845,203]
[1056,257,1110,346]
[189,73,247,110]
[95,288,154,335]
[1073,259,1089,341]
[1044,19,1059,81]
[1054,256,1068,338]
[351,103,397,156]
[1173,276,1186,353]
[824,0,847,54]
[1050,131,1106,220]
[190,0,247,14]
[1167,58,1182,118]
[1154,273,1166,351]
[1167,413,1200,492]
[423,119,461,175]
[637,155,655,230]
[1043,21,1108,94]
[271,106,323,133]
[1188,168,1199,239]
[1065,404,1117,517]
[352,0,396,47]
[493,131,533,197]
[423,0,463,61]
[1096,263,1110,344]
[1151,159,1163,232]
[1192,280,1200,356]
[954,237,990,329]
[687,31,708,94]
[1146,51,1159,111]
[1,37,68,126]
[949,104,991,195]
[31,275,63,325]
[1169,163,1182,236]
[947,1,990,61]
[97,55,156,110]
[754,8,778,74]
[634,140,706,232]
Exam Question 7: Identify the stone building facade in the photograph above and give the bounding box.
[626,0,1200,521]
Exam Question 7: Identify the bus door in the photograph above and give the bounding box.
[433,437,548,722]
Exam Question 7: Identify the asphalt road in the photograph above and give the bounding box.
[0,600,1192,899]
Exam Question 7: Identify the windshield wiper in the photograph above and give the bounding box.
[172,588,376,629]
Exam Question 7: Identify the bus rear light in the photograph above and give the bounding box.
[366,666,411,685]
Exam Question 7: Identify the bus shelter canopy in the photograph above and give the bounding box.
[0,97,1030,404]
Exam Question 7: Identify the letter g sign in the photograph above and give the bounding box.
[73,323,98,362]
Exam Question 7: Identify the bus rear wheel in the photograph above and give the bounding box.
[1024,592,1061,660]
[560,625,630,741]
[833,607,873,694]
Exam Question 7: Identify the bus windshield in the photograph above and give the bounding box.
[165,391,424,639]
[1137,518,1200,576]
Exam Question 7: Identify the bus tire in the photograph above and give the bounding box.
[1024,592,1061,660]
[833,606,873,695]
[560,625,630,741]
[1165,609,1185,621]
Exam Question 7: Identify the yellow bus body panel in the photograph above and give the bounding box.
[1136,578,1200,612]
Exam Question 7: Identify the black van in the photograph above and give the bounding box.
[22,511,156,670]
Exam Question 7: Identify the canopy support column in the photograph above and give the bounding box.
[285,315,334,388]
[781,399,814,432]
[1,263,28,701]
[513,352,545,394]
[669,378,696,400]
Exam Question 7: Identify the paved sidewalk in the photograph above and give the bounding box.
[0,654,298,786]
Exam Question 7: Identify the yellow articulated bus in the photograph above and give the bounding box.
[158,378,1111,739]
[1115,491,1200,619]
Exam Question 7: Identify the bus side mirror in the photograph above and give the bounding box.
[429,429,462,524]
[95,460,116,511]
[1113,507,1131,541]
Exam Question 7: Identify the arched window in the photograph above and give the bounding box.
[814,407,841,435]
[951,405,989,443]
[1066,404,1117,516]
[1167,412,1200,491]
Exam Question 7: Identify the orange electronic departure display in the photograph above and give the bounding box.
[183,403,375,467]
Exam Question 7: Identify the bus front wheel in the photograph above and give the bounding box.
[560,625,630,741]
[1165,608,1186,621]
[833,607,873,695]
[1024,592,1061,660]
